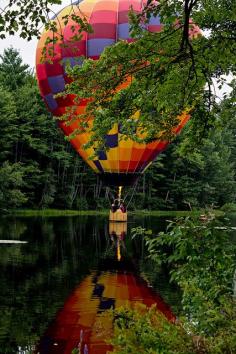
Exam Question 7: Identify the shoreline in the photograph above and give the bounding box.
[3,209,225,218]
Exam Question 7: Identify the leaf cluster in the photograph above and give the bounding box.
[109,304,197,354]
[133,216,236,353]
[0,0,62,40]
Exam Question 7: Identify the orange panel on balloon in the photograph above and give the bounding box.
[118,147,132,161]
[92,0,118,12]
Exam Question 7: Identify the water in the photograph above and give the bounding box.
[2,214,235,354]
[0,214,180,354]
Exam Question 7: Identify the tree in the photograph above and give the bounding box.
[0,47,31,90]
[0,84,27,210]
[60,0,235,149]
[0,162,27,210]
[0,85,18,160]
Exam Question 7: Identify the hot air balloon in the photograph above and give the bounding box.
[36,0,198,187]
[36,270,175,354]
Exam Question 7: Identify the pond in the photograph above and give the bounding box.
[0,213,235,354]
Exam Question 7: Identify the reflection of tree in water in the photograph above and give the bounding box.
[0,216,104,353]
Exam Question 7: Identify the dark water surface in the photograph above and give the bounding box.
[0,214,179,354]
[1,213,235,354]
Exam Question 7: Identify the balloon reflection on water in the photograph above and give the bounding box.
[36,222,174,354]
[109,222,127,262]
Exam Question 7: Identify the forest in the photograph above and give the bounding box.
[0,47,235,213]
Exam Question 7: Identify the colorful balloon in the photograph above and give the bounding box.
[36,271,174,353]
[36,0,193,186]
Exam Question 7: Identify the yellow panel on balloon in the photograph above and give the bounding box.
[99,160,112,172]
[108,123,118,135]
[78,147,94,159]
[106,148,119,165]
[105,159,119,172]
[133,141,146,149]
[102,274,118,298]
[77,311,98,327]
[119,138,133,149]
[117,286,129,300]
[116,299,130,308]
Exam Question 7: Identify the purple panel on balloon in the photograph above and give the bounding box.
[118,23,130,39]
[87,38,115,56]
[62,57,84,69]
[98,150,107,160]
[149,15,161,25]
[105,134,118,148]
[48,75,65,94]
[93,160,104,172]
[44,94,58,110]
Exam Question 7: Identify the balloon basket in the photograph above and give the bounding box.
[109,209,127,222]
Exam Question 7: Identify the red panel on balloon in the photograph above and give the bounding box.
[44,60,63,77]
[61,41,86,58]
[89,10,117,24]
[89,23,116,39]
[38,79,51,96]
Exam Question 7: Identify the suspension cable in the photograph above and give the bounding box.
[126,178,139,209]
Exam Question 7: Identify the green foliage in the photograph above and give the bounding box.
[131,217,236,353]
[62,0,236,149]
[110,305,197,354]
[221,203,236,212]
[71,349,80,354]
[0,0,63,40]
[12,209,107,217]
[75,197,89,210]
[0,162,27,211]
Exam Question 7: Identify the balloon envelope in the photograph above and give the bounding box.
[36,271,175,353]
[36,0,192,186]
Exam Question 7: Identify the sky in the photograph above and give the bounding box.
[0,0,69,69]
